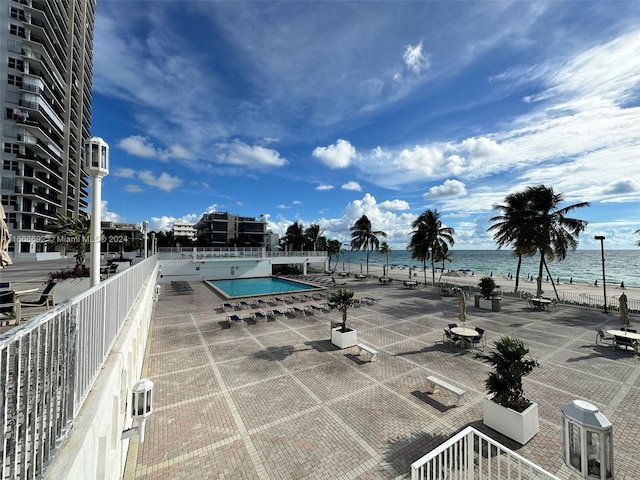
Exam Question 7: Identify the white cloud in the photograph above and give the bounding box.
[313,139,357,168]
[341,181,362,191]
[315,184,335,191]
[149,216,175,232]
[424,179,467,199]
[100,201,124,222]
[118,135,192,162]
[124,184,144,193]
[293,200,302,205]
[138,170,183,192]
[379,199,410,210]
[402,40,430,73]
[277,204,290,209]
[217,140,287,168]
[114,167,136,178]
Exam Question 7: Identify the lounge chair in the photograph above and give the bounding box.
[267,309,287,319]
[288,306,307,316]
[20,282,56,309]
[595,328,614,345]
[227,314,244,327]
[221,302,235,312]
[251,311,268,322]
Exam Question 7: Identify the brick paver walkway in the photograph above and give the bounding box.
[125,277,640,479]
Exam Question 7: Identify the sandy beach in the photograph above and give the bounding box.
[330,261,639,304]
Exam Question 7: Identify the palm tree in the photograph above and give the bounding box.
[49,213,90,274]
[379,241,391,276]
[304,224,323,251]
[526,185,590,298]
[488,191,537,292]
[284,221,305,251]
[407,209,454,286]
[327,288,357,332]
[326,239,341,270]
[433,240,452,283]
[350,215,386,274]
[635,228,640,246]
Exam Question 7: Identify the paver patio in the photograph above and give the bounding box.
[125,277,640,479]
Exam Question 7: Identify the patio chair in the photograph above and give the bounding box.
[443,329,461,348]
[19,282,56,309]
[595,328,614,345]
[448,323,457,330]
[469,327,486,350]
[614,335,638,355]
[625,328,637,333]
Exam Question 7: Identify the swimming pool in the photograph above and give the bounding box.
[206,277,320,299]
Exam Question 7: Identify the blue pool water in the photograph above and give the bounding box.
[206,277,319,298]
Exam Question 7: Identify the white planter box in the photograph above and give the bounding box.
[331,327,358,349]
[479,298,493,310]
[483,395,539,445]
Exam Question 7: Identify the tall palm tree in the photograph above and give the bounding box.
[304,224,323,251]
[326,239,341,270]
[284,221,305,251]
[433,240,452,283]
[379,241,391,276]
[407,209,454,286]
[526,185,590,298]
[49,213,90,274]
[350,215,386,275]
[488,191,537,292]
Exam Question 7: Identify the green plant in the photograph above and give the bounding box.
[478,276,498,299]
[476,336,539,412]
[327,288,357,332]
[47,266,89,281]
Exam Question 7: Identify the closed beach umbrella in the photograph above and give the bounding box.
[619,292,629,329]
[458,293,467,325]
[0,203,12,268]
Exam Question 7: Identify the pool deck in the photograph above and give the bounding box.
[126,275,640,479]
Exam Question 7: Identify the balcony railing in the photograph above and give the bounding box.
[411,426,560,480]
[0,257,158,478]
[158,247,328,260]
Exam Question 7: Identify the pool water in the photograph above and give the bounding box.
[206,277,319,298]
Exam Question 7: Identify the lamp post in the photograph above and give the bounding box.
[342,243,351,273]
[142,221,149,259]
[84,137,109,287]
[594,235,607,313]
[150,232,156,255]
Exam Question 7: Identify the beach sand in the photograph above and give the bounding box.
[330,262,638,303]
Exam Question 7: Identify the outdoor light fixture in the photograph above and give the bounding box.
[142,221,149,259]
[154,284,161,302]
[562,399,613,479]
[594,235,607,313]
[84,137,109,287]
[122,378,154,443]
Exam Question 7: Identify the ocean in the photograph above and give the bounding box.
[332,249,640,288]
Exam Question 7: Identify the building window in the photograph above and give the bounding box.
[8,58,24,71]
[8,75,23,88]
[9,25,26,38]
[10,7,26,22]
[4,143,19,154]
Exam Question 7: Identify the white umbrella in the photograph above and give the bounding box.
[0,203,12,268]
[458,293,467,326]
[619,292,629,329]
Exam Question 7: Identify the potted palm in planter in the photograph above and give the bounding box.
[477,336,540,444]
[475,276,501,311]
[328,288,358,348]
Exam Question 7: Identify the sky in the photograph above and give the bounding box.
[90,1,640,250]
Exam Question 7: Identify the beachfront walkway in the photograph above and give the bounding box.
[125,276,640,479]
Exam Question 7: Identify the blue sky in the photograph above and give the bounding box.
[91,1,640,250]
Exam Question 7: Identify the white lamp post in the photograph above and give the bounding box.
[84,137,109,287]
[143,221,149,259]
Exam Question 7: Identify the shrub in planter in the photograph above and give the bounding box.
[476,336,539,412]
[327,288,357,333]
[478,276,499,299]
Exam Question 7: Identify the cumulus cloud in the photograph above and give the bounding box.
[114,167,136,178]
[424,179,467,199]
[402,40,430,73]
[100,201,124,222]
[313,139,357,168]
[124,184,143,193]
[217,140,287,168]
[379,199,410,210]
[118,135,192,161]
[602,179,640,195]
[315,184,335,191]
[138,170,183,192]
[341,181,362,191]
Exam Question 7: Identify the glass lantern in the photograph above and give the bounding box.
[562,399,613,479]
[84,137,109,178]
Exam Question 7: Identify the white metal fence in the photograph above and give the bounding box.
[411,426,560,480]
[0,257,158,479]
[158,247,327,260]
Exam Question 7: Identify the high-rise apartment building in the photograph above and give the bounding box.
[1,0,95,259]
[195,212,267,247]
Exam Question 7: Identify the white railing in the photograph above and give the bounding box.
[158,247,327,260]
[411,426,560,480]
[0,257,158,479]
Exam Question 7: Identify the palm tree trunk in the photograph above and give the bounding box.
[431,257,436,286]
[537,250,545,297]
[543,258,560,300]
[422,259,427,286]
[366,249,370,274]
[514,254,522,292]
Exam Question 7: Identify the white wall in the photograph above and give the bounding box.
[156,259,273,283]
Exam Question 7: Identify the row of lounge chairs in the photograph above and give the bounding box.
[227,302,333,327]
[219,292,328,312]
